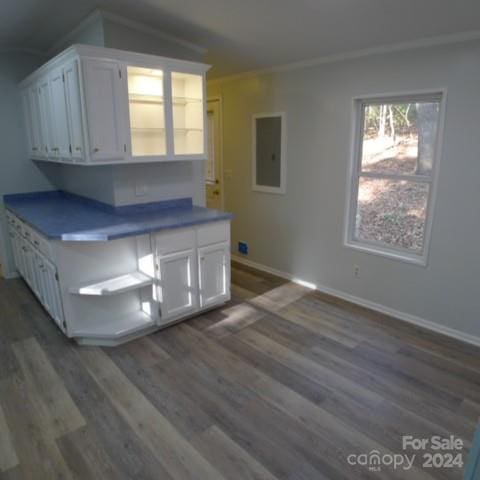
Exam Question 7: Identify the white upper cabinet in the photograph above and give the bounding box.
[37,78,54,158]
[20,45,209,165]
[83,59,127,162]
[49,67,71,160]
[63,60,85,161]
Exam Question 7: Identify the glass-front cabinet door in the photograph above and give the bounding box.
[127,66,166,158]
[171,72,205,157]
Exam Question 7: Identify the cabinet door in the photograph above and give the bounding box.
[7,228,21,274]
[42,259,65,330]
[64,60,85,161]
[157,249,198,321]
[28,86,43,157]
[49,67,71,160]
[37,78,54,158]
[82,59,126,161]
[21,89,34,155]
[198,242,230,308]
[171,71,206,158]
[126,66,167,159]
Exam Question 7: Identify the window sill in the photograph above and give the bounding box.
[344,241,428,267]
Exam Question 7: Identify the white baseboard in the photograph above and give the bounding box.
[231,254,480,348]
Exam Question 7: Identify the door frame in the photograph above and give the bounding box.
[206,96,224,210]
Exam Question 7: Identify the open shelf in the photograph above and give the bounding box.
[129,94,201,105]
[69,272,153,296]
[73,310,155,340]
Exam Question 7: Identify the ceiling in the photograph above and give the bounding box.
[2,0,480,78]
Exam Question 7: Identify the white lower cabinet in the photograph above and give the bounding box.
[7,211,230,345]
[198,242,230,308]
[157,248,198,320]
[7,214,65,333]
[154,222,231,325]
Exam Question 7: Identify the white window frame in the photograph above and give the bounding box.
[252,112,287,194]
[344,90,447,266]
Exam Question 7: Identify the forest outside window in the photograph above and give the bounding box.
[346,93,444,264]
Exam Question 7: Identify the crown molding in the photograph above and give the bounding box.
[209,29,480,85]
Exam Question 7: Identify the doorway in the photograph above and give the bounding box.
[206,98,223,210]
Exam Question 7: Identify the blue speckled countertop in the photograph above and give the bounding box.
[4,191,232,241]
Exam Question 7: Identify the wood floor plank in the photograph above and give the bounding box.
[78,346,225,480]
[12,337,86,438]
[235,327,383,408]
[0,375,74,480]
[203,302,265,338]
[192,425,278,480]
[0,402,18,472]
[56,425,127,480]
[249,282,309,312]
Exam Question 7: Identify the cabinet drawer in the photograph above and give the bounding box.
[155,228,195,256]
[197,222,229,247]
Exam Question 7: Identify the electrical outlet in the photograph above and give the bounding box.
[354,265,360,278]
[238,241,248,255]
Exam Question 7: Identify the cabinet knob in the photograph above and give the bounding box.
[93,148,99,153]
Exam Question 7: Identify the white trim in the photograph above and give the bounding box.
[231,255,480,348]
[209,30,480,85]
[252,112,287,195]
[207,96,225,210]
[343,90,447,267]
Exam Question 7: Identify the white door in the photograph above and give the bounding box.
[28,85,43,157]
[83,59,126,161]
[8,228,21,274]
[206,99,223,210]
[37,78,54,158]
[198,242,230,308]
[64,60,85,161]
[42,259,65,330]
[49,67,71,160]
[21,89,35,155]
[157,249,198,321]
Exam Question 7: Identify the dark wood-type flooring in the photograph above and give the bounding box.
[0,261,479,479]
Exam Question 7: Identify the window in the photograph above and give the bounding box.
[252,113,286,194]
[345,93,444,264]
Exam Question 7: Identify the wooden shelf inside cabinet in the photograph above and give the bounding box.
[69,272,153,296]
[73,311,154,339]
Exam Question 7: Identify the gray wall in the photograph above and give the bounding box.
[0,52,55,276]
[103,18,203,62]
[209,39,480,340]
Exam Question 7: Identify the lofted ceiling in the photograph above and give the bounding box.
[2,0,480,78]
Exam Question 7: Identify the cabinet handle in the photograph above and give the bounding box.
[93,148,99,153]
[34,240,39,246]
[32,147,38,151]
[75,147,82,151]
[201,256,205,262]
[52,147,59,152]
[22,246,27,252]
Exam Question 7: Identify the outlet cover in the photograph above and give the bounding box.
[238,241,248,255]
